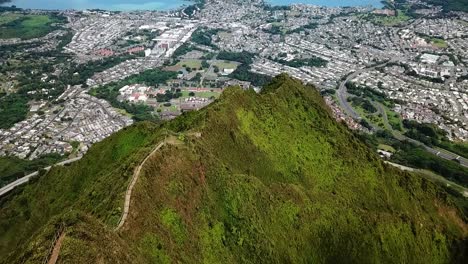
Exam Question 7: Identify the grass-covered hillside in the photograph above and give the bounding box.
[0,74,467,263]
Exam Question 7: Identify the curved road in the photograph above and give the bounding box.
[337,63,468,168]
[375,102,468,167]
[337,61,391,120]
[0,156,82,197]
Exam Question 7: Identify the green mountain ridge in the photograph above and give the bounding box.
[0,74,467,263]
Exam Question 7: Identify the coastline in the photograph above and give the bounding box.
[266,0,384,8]
[0,0,195,11]
[1,0,384,11]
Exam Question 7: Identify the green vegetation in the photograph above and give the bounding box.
[263,4,291,11]
[0,75,466,263]
[201,60,209,69]
[229,64,272,87]
[64,54,139,86]
[346,82,391,105]
[89,69,176,121]
[0,122,164,262]
[386,109,403,131]
[424,0,468,12]
[403,120,468,159]
[263,24,284,35]
[212,60,238,70]
[181,90,220,99]
[0,13,21,25]
[0,154,63,187]
[392,143,468,187]
[0,93,29,129]
[155,89,183,103]
[274,56,328,68]
[172,43,199,58]
[215,51,272,86]
[360,130,468,188]
[182,0,206,18]
[360,10,410,26]
[345,82,402,130]
[348,96,377,114]
[287,22,318,34]
[217,51,254,65]
[378,143,395,152]
[177,59,202,69]
[0,14,65,40]
[0,27,79,127]
[430,38,448,48]
[415,33,449,49]
[190,27,220,49]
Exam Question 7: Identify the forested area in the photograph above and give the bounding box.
[403,120,468,159]
[217,51,254,64]
[0,154,63,188]
[359,130,468,188]
[230,64,272,87]
[0,13,67,40]
[424,0,468,12]
[190,27,220,49]
[274,56,327,67]
[0,94,29,129]
[63,54,140,86]
[348,96,377,113]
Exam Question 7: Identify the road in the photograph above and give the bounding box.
[384,161,414,171]
[336,62,468,168]
[0,156,82,197]
[336,61,391,120]
[200,54,218,88]
[374,102,468,168]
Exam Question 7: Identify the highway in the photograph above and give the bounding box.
[337,61,391,120]
[337,70,365,120]
[336,62,468,168]
[0,156,82,197]
[374,102,468,167]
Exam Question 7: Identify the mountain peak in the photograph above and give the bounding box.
[1,75,466,263]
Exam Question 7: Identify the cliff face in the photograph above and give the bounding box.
[1,74,466,263]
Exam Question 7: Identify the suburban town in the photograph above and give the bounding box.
[2,1,468,263]
[0,0,467,164]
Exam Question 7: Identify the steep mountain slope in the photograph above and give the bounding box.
[0,74,467,263]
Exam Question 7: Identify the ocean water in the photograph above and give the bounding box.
[1,0,194,11]
[2,0,383,11]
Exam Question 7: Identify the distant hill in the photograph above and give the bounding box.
[0,74,466,263]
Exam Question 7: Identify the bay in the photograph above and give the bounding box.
[268,0,384,8]
[1,0,193,11]
[2,0,384,11]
